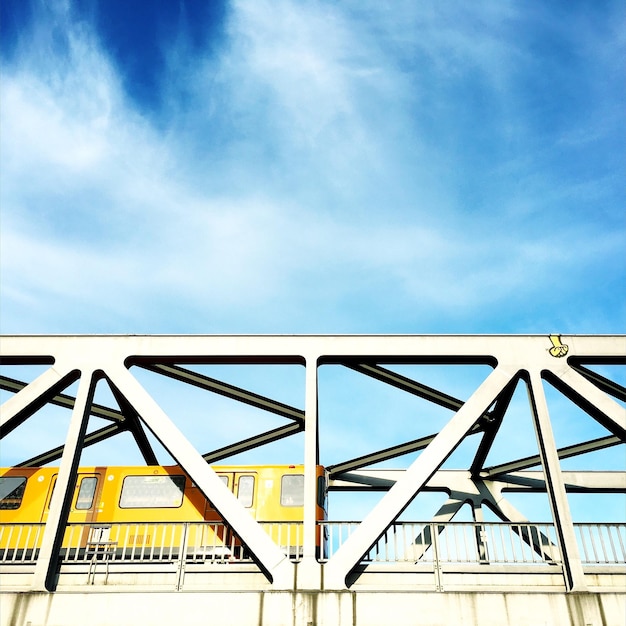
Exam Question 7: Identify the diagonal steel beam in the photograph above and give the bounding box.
[406,497,466,562]
[139,363,304,422]
[2,375,155,467]
[14,408,305,468]
[202,422,304,463]
[32,371,97,591]
[526,371,586,591]
[470,376,519,475]
[15,422,124,467]
[344,363,485,413]
[477,480,560,562]
[0,367,79,437]
[570,363,626,402]
[483,435,623,477]
[0,375,126,423]
[327,425,484,477]
[105,375,159,465]
[324,365,513,589]
[106,363,293,588]
[543,368,626,441]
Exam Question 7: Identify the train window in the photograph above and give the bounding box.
[237,475,254,508]
[280,474,304,507]
[75,477,98,510]
[0,476,27,510]
[119,475,186,508]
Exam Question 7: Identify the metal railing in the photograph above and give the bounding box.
[0,521,304,565]
[319,521,626,567]
[0,523,43,563]
[1,521,624,568]
[575,523,626,565]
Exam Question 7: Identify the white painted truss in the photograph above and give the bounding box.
[0,334,624,592]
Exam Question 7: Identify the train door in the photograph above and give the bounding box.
[203,473,232,521]
[199,472,256,557]
[40,472,102,524]
[197,473,232,555]
[40,472,104,551]
[202,472,257,519]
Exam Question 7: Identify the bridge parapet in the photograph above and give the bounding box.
[1,520,624,593]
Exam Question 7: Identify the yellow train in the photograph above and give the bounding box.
[0,465,327,560]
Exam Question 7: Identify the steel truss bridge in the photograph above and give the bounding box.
[1,334,625,626]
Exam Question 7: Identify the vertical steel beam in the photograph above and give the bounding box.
[526,371,586,591]
[471,498,489,563]
[32,370,96,591]
[470,376,518,475]
[299,356,322,587]
[303,357,319,558]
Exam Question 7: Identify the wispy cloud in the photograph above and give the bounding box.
[1,0,624,334]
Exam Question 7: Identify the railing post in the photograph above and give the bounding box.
[472,504,489,564]
[175,523,188,591]
[431,522,443,592]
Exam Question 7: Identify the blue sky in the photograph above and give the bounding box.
[0,2,624,524]
[1,0,624,335]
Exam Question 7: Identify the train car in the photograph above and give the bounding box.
[0,465,327,561]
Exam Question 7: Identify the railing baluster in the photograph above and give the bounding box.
[597,524,609,564]
[605,524,617,563]
[460,523,469,562]
[509,524,518,563]
[588,524,600,563]
[13,526,23,563]
[575,524,583,562]
[615,524,626,562]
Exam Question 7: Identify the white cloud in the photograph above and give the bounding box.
[1,0,624,335]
